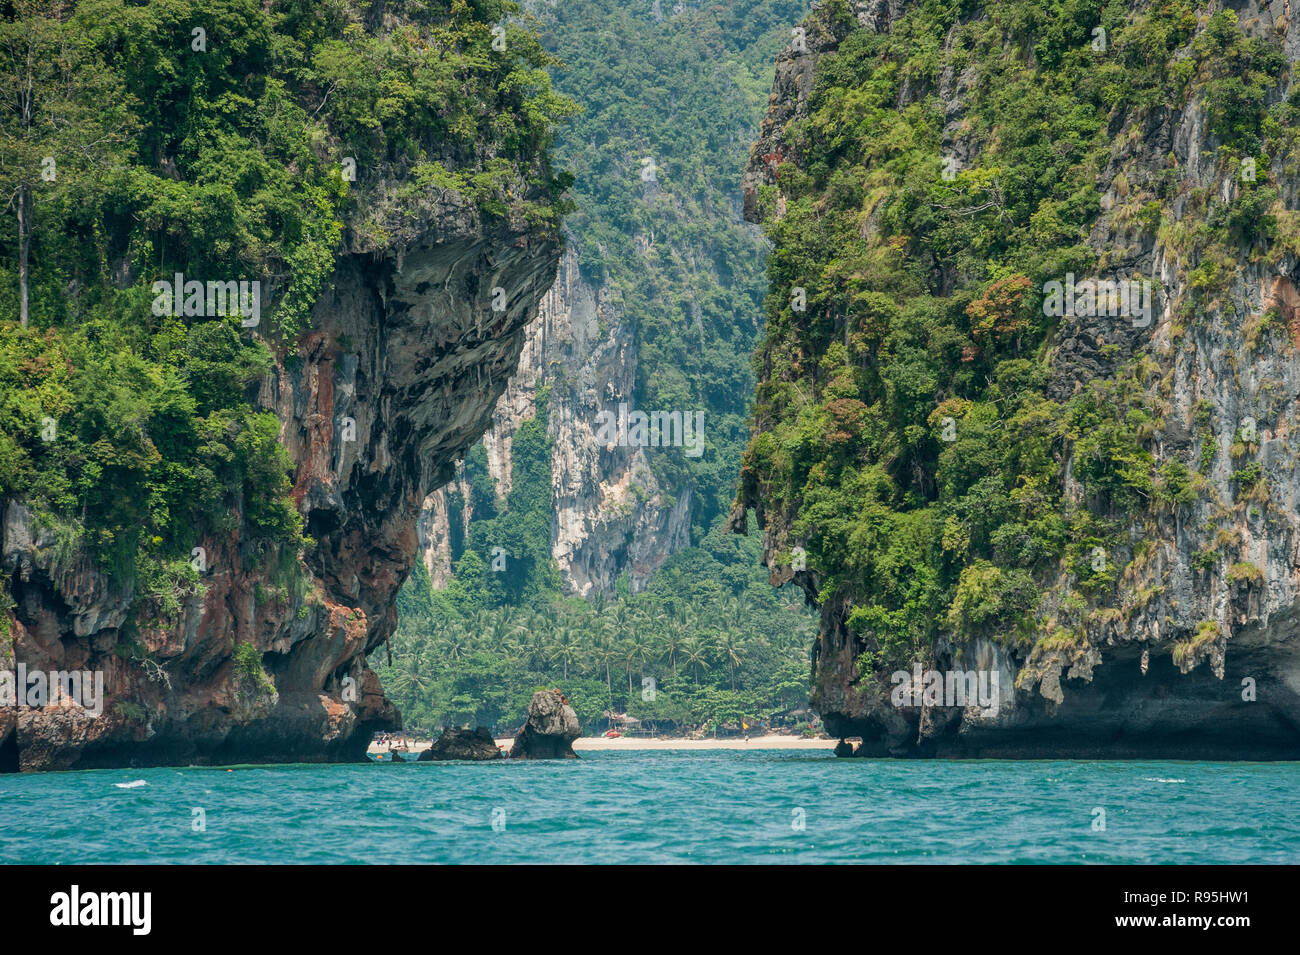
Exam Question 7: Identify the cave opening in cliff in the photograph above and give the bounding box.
[0,728,18,774]
[306,508,342,549]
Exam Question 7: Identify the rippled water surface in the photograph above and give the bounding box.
[2,752,1297,863]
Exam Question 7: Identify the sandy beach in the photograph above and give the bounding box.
[368,734,837,755]
[566,735,835,751]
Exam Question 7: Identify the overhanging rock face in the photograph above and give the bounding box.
[2,212,561,772]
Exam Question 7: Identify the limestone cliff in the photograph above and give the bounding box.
[735,0,1300,757]
[417,241,691,597]
[2,159,561,774]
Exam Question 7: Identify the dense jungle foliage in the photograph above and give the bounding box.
[737,0,1293,676]
[0,0,572,630]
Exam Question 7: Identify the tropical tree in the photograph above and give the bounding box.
[592,632,619,709]
[717,628,744,691]
[549,627,581,679]
[680,636,709,686]
[0,0,133,326]
[623,630,653,695]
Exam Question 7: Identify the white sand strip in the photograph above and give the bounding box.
[370,735,837,755]
[501,735,835,751]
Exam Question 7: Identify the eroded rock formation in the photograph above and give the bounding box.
[417,242,691,597]
[418,726,502,761]
[2,199,560,772]
[735,0,1300,758]
[509,689,580,759]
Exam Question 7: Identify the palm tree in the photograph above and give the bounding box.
[717,628,744,691]
[440,630,467,662]
[680,636,708,686]
[405,649,432,697]
[511,617,546,669]
[533,602,559,634]
[637,603,667,634]
[486,613,522,658]
[600,603,633,693]
[465,609,494,651]
[390,646,416,672]
[593,635,620,711]
[549,628,581,680]
[623,631,653,696]
[618,637,635,696]
[608,602,635,644]
[385,669,413,701]
[721,595,745,635]
[658,624,684,681]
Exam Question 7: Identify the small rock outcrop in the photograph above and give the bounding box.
[509,690,580,759]
[418,727,501,761]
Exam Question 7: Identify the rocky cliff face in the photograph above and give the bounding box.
[417,242,691,597]
[2,205,560,771]
[736,0,1300,757]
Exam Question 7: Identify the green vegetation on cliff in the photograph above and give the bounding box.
[0,1,572,628]
[537,0,806,529]
[737,0,1290,672]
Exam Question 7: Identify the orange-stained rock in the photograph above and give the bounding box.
[1,202,560,773]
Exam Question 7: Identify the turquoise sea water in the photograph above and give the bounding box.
[2,751,1297,864]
